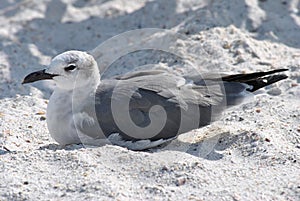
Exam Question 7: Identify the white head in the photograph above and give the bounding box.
[23,50,100,90]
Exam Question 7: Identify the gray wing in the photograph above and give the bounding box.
[94,70,225,141]
[77,69,287,142]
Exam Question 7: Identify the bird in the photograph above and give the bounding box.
[22,50,288,150]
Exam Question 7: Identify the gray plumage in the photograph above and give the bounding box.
[92,69,287,141]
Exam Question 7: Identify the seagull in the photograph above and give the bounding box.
[22,50,288,150]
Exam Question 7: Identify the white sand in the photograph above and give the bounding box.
[0,0,299,200]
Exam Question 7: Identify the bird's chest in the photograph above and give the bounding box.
[46,91,79,145]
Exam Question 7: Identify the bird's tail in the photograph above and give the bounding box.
[221,69,288,92]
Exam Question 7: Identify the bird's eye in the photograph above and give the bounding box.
[64,64,77,72]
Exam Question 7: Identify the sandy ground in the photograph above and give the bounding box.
[0,0,300,200]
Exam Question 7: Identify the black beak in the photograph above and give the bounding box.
[22,69,58,84]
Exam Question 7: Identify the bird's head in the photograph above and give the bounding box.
[22,50,100,90]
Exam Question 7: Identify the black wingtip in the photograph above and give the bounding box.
[246,74,288,92]
[222,68,288,92]
[266,68,288,73]
[222,68,288,82]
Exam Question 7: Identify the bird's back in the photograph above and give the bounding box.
[93,69,287,142]
[94,70,226,141]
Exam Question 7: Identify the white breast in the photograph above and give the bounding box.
[46,89,81,145]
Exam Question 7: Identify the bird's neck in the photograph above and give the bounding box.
[74,74,100,100]
[54,73,100,104]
